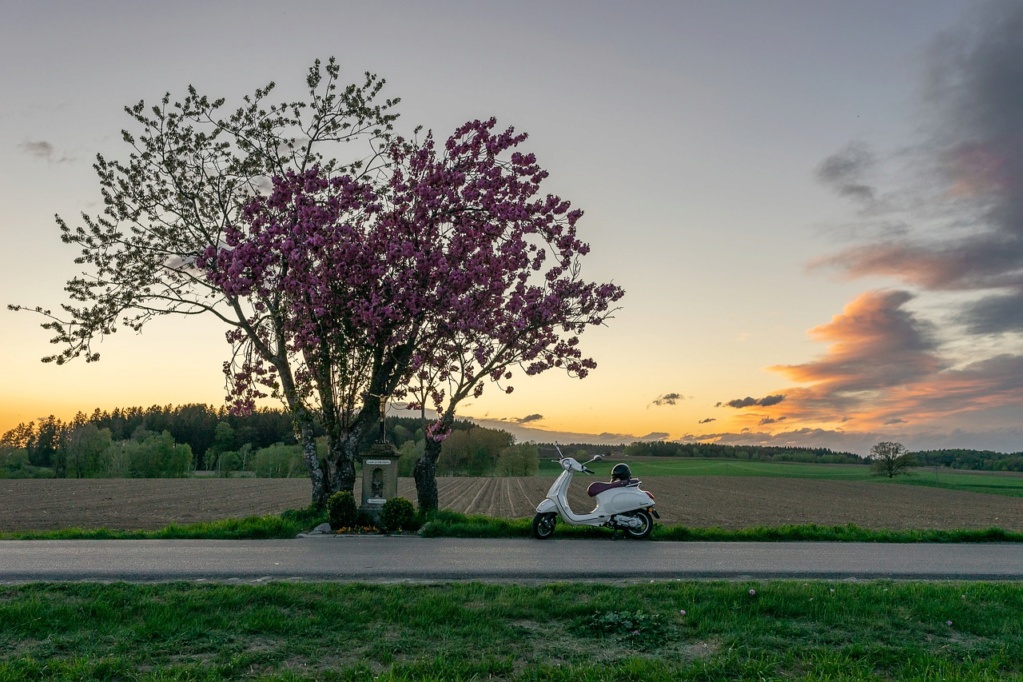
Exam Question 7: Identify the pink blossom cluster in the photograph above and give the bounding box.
[199,117,624,425]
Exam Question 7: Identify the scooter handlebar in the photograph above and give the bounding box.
[582,467,595,475]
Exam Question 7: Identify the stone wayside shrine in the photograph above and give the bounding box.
[359,396,399,522]
[359,443,398,521]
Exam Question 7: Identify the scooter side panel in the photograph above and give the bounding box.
[535,498,558,514]
[599,489,655,515]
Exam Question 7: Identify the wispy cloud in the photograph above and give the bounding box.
[497,413,544,424]
[597,432,634,441]
[650,392,684,407]
[638,432,670,441]
[813,0,1023,335]
[698,417,716,424]
[816,142,877,204]
[717,394,785,409]
[17,140,74,163]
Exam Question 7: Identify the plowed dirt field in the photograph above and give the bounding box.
[2,476,1021,531]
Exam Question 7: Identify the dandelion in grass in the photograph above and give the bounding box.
[679,609,686,616]
[749,589,756,596]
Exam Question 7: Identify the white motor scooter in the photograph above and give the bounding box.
[532,448,659,540]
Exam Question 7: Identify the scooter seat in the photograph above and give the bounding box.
[586,479,641,497]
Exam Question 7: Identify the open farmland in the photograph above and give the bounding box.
[3,474,1023,532]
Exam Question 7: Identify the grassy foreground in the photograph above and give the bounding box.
[1,581,1021,680]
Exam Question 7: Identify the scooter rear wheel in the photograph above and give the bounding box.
[623,509,654,539]
[531,512,557,539]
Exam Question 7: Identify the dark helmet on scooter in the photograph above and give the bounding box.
[611,463,632,481]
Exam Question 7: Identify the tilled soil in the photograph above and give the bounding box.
[1,476,1021,532]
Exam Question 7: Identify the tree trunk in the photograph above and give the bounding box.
[326,432,359,496]
[414,437,442,512]
[298,419,328,508]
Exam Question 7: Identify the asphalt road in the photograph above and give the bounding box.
[2,538,1023,582]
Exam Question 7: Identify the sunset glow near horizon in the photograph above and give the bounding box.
[4,0,1023,454]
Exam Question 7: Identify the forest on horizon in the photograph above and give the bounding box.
[4,403,1023,479]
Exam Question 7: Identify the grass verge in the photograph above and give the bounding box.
[5,508,1023,543]
[0,506,326,541]
[1,580,1021,679]
[420,510,1023,543]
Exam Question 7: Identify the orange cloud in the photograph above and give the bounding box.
[751,290,1023,431]
[772,290,942,392]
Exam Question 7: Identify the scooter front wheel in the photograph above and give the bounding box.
[531,512,557,539]
[623,509,654,539]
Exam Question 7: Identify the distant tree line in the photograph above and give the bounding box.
[910,449,1023,472]
[0,406,534,479]
[18,405,1023,479]
[1,405,298,473]
[620,441,866,464]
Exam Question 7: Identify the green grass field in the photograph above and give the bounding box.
[2,581,1021,680]
[539,457,1023,497]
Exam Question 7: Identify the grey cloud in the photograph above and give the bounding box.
[698,418,716,424]
[597,432,634,441]
[18,141,54,159]
[17,140,75,163]
[908,353,1023,419]
[759,416,787,426]
[884,418,907,425]
[516,413,544,424]
[719,394,786,409]
[651,392,684,407]
[817,142,877,203]
[815,1,1023,334]
[957,286,1023,334]
[638,432,670,441]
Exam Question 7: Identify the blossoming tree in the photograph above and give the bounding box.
[388,119,625,511]
[209,118,624,510]
[11,59,400,506]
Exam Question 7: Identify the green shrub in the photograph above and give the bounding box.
[327,491,359,529]
[251,443,304,478]
[381,496,417,533]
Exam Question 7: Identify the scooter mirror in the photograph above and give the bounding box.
[592,455,603,463]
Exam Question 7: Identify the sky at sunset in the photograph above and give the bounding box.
[4,0,1023,454]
